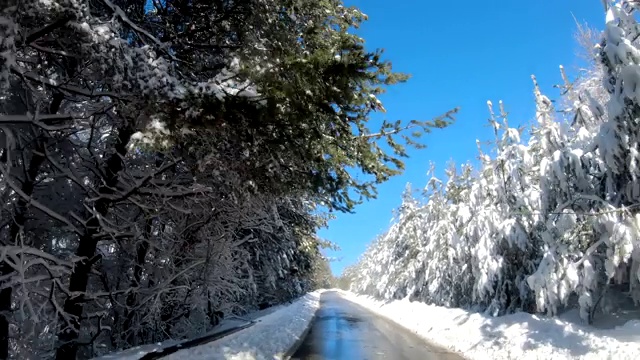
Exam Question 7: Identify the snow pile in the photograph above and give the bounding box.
[95,290,322,360]
[160,290,323,360]
[94,317,259,360]
[339,290,640,360]
[95,341,182,360]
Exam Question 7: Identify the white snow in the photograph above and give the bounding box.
[94,290,323,360]
[95,337,184,360]
[337,290,640,360]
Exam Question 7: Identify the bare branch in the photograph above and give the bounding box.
[11,65,128,100]
[0,163,83,235]
[29,43,80,58]
[99,0,181,63]
[0,113,75,131]
[22,15,74,45]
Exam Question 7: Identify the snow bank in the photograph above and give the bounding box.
[94,319,251,360]
[160,290,323,360]
[338,290,640,360]
[95,290,323,360]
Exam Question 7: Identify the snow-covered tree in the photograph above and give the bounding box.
[348,0,640,326]
[0,0,451,358]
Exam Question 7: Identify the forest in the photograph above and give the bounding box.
[342,1,640,330]
[0,0,452,358]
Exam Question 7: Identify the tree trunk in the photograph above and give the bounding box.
[158,216,211,336]
[207,290,224,327]
[122,217,152,346]
[55,123,134,360]
[0,142,46,359]
[123,154,164,345]
[0,93,62,359]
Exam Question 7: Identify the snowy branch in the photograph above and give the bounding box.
[0,163,83,235]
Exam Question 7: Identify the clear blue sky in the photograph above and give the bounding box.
[321,0,605,275]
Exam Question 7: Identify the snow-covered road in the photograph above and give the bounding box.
[291,291,463,359]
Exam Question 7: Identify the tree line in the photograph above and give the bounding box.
[342,1,640,326]
[0,0,452,358]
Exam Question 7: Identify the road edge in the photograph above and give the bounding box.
[282,307,318,360]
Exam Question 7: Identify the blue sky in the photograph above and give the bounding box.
[321,0,605,275]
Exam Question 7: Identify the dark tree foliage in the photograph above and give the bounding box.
[0,0,452,358]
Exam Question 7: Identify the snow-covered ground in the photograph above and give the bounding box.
[94,318,254,360]
[337,290,640,360]
[95,290,323,360]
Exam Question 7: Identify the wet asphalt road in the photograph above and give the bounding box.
[291,291,465,360]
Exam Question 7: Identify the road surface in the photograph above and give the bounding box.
[291,291,464,360]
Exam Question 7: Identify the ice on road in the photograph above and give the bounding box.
[292,291,464,360]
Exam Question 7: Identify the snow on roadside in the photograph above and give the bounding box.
[93,319,250,360]
[160,290,323,360]
[337,290,640,360]
[94,290,323,360]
